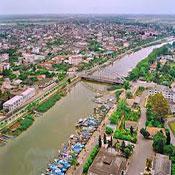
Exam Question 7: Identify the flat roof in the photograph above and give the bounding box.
[3,96,23,106]
[21,88,35,96]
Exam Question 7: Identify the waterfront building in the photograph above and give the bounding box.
[3,95,23,112]
[3,88,36,112]
[21,88,36,102]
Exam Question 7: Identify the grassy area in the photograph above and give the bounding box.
[114,129,137,143]
[37,93,63,113]
[109,100,140,125]
[169,121,175,136]
[3,114,34,136]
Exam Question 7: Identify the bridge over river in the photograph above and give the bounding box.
[80,71,125,85]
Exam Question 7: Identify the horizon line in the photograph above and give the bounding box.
[0,13,175,16]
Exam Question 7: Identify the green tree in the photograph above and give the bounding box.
[123,81,131,90]
[166,129,171,145]
[153,131,166,154]
[140,128,150,139]
[98,135,102,148]
[148,93,170,120]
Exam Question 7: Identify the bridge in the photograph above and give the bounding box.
[80,72,125,85]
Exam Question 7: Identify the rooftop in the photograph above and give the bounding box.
[88,147,127,175]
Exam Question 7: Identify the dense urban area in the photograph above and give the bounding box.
[0,15,175,175]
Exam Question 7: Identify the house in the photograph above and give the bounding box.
[52,55,66,64]
[37,74,46,81]
[146,127,166,138]
[0,54,9,63]
[88,147,127,175]
[152,153,171,175]
[67,67,78,77]
[150,63,157,72]
[68,55,83,66]
[22,53,45,64]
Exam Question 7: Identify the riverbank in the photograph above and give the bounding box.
[0,37,173,175]
[1,36,171,133]
[85,37,172,76]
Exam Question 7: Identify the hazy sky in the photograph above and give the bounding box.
[0,0,175,15]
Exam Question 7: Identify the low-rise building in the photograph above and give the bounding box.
[21,88,36,102]
[67,55,83,66]
[3,95,23,112]
[3,88,36,112]
[88,148,127,175]
[0,54,9,63]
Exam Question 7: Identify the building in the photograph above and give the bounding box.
[3,88,36,112]
[0,54,9,63]
[152,153,171,175]
[21,88,36,102]
[3,95,23,112]
[22,53,45,64]
[88,148,127,175]
[149,85,175,103]
[146,127,166,138]
[68,55,83,66]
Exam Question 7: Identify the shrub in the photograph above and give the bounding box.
[105,126,113,135]
[140,128,150,139]
[83,145,99,173]
[114,129,137,143]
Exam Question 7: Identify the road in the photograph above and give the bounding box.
[127,92,154,175]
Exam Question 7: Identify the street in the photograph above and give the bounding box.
[127,92,154,175]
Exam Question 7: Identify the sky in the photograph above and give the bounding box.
[0,0,175,15]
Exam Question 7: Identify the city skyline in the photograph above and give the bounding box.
[0,0,175,15]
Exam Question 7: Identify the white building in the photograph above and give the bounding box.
[149,85,175,103]
[21,88,36,102]
[3,96,23,112]
[3,88,36,112]
[22,53,45,64]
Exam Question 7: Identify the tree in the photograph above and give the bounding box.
[108,136,113,148]
[105,126,113,135]
[120,141,126,152]
[98,135,102,148]
[123,80,131,90]
[148,93,170,120]
[140,128,150,139]
[103,133,107,144]
[130,126,134,136]
[145,158,152,172]
[123,147,132,158]
[166,129,171,145]
[153,131,166,154]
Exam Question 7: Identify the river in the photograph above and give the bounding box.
[0,43,166,175]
